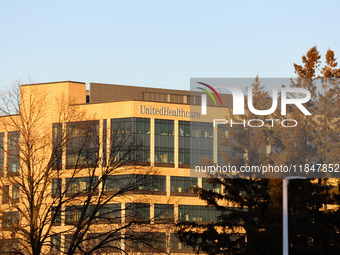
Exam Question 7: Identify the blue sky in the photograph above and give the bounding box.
[0,0,339,90]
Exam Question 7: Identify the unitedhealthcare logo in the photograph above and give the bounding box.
[198,82,312,116]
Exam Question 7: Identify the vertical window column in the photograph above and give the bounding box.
[178,121,190,167]
[102,119,107,166]
[174,120,179,168]
[155,119,174,165]
[52,123,62,169]
[150,118,155,165]
[0,133,4,176]
[191,122,213,166]
[7,131,20,175]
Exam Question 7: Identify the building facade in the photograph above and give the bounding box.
[0,81,236,254]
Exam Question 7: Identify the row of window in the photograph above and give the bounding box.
[1,176,220,207]
[0,119,239,172]
[0,233,193,253]
[3,204,226,229]
[51,232,205,253]
[51,175,220,196]
[52,118,216,167]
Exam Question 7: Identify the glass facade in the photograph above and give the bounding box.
[65,204,121,224]
[217,125,244,164]
[65,203,122,223]
[102,119,107,165]
[170,176,198,194]
[52,123,62,169]
[155,119,174,164]
[65,177,99,194]
[178,205,221,222]
[52,178,62,196]
[2,185,9,204]
[12,185,19,200]
[65,205,91,224]
[202,178,222,194]
[154,204,174,222]
[125,232,166,252]
[104,174,166,193]
[85,233,122,253]
[98,204,121,220]
[0,111,240,252]
[111,118,150,163]
[178,121,190,165]
[125,203,150,220]
[8,131,20,174]
[170,233,193,251]
[66,120,99,167]
[51,234,61,252]
[51,206,62,224]
[0,133,4,175]
[2,211,19,228]
[190,122,214,166]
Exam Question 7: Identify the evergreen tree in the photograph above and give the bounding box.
[176,47,340,255]
[176,77,281,255]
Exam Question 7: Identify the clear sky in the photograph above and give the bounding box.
[0,0,339,91]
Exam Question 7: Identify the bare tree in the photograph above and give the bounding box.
[0,82,172,254]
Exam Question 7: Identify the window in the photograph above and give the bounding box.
[111,118,150,163]
[86,233,122,253]
[1,185,19,203]
[125,203,150,221]
[103,175,130,192]
[133,175,166,192]
[2,211,19,228]
[170,233,194,251]
[2,185,9,204]
[190,122,213,166]
[51,234,61,252]
[170,176,198,194]
[104,174,166,193]
[51,207,61,224]
[155,119,174,164]
[0,239,19,253]
[202,178,222,194]
[12,185,19,200]
[142,92,168,102]
[52,178,62,195]
[98,204,121,221]
[52,123,62,169]
[8,131,20,174]
[64,234,73,251]
[66,177,99,195]
[154,204,174,222]
[65,205,94,224]
[102,119,107,165]
[0,133,4,175]
[179,121,191,165]
[66,120,99,167]
[178,205,220,222]
[217,126,244,164]
[65,204,121,225]
[125,232,166,252]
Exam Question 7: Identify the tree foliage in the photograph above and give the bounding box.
[176,47,340,255]
[0,83,168,254]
